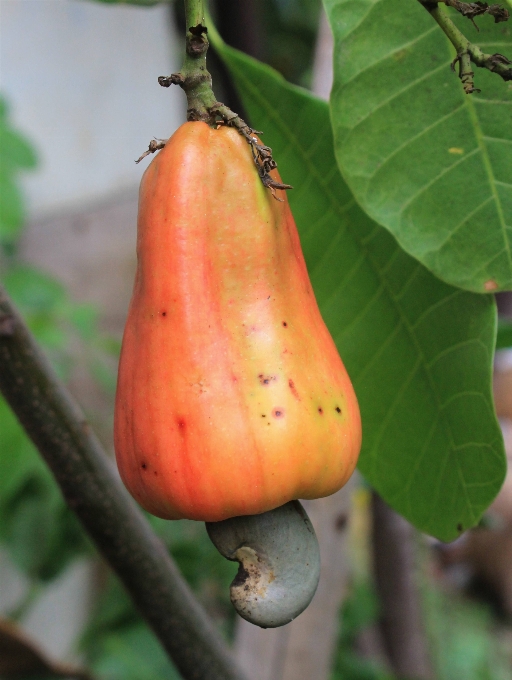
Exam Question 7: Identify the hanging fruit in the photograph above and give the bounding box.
[114,120,361,523]
[114,1,362,628]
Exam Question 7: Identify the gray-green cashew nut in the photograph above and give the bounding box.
[206,501,320,628]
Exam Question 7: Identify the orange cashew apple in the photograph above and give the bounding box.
[114,121,361,522]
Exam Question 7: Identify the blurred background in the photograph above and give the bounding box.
[1,1,512,679]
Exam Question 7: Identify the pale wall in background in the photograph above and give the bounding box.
[0,0,184,217]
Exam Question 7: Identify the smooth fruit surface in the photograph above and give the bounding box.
[114,121,361,521]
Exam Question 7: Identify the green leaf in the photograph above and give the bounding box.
[2,266,67,313]
[0,96,8,121]
[91,625,181,680]
[212,39,506,540]
[0,398,88,580]
[0,126,38,171]
[0,95,37,248]
[324,0,512,294]
[0,172,24,243]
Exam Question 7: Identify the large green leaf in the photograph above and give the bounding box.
[324,0,512,294]
[210,37,506,540]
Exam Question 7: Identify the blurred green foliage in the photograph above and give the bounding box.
[0,96,91,583]
[331,577,512,680]
[0,98,37,252]
[82,520,236,680]
[426,585,512,680]
[331,581,396,680]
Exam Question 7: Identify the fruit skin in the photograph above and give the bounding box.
[114,121,361,522]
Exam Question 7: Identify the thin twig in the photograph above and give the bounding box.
[0,285,247,680]
[418,1,512,93]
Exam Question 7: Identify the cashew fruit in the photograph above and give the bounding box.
[114,121,361,521]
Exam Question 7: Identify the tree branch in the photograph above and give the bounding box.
[418,1,512,93]
[371,493,433,680]
[0,285,247,680]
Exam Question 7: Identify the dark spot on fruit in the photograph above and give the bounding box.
[318,407,323,414]
[154,471,158,476]
[141,463,147,470]
[457,523,463,532]
[258,374,276,385]
[335,406,342,414]
[288,379,300,400]
[272,408,284,419]
[261,414,266,418]
[161,311,167,317]
[177,418,186,429]
[282,321,288,327]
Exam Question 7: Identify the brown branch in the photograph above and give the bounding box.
[371,493,433,680]
[0,285,247,680]
[443,1,509,30]
[418,1,512,93]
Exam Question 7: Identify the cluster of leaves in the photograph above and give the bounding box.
[331,581,396,680]
[424,587,512,680]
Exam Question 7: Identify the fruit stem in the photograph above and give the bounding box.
[185,0,204,27]
[157,0,218,122]
[152,0,293,196]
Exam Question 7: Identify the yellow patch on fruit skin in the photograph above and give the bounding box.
[448,147,464,155]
